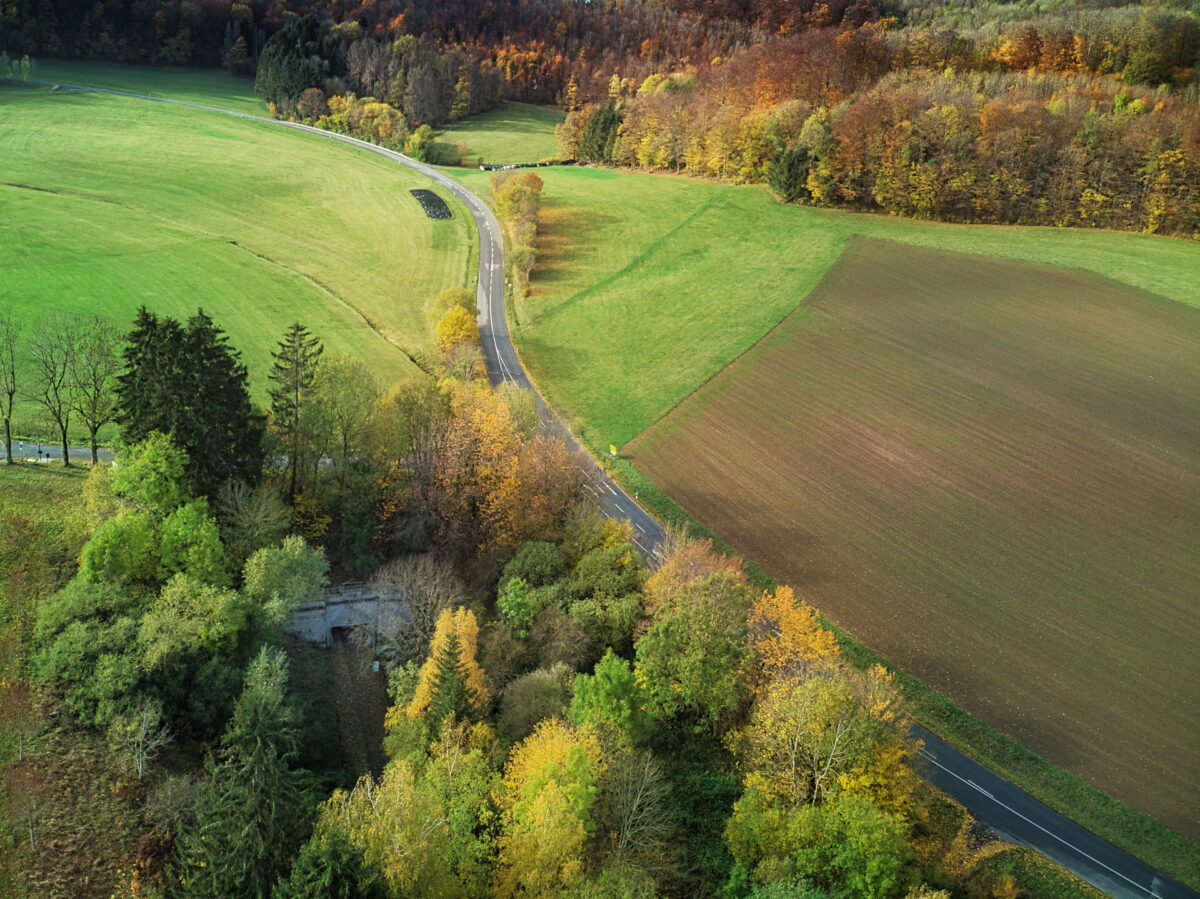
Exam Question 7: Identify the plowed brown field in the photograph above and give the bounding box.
[629,237,1200,835]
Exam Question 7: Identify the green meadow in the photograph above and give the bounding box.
[2,78,474,441]
[33,59,263,113]
[438,102,565,165]
[452,164,1200,450]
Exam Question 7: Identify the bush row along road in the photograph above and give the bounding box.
[32,78,1196,899]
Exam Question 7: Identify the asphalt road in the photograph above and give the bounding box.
[34,79,1197,899]
[915,726,1195,898]
[9,442,113,465]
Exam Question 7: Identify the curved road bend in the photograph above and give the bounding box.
[38,80,1197,899]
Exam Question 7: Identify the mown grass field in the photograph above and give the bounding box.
[438,102,564,165]
[33,59,263,113]
[629,237,1200,835]
[2,71,474,441]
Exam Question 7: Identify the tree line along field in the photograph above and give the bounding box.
[1,74,474,439]
[628,236,1200,838]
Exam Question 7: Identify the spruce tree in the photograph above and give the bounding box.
[768,146,811,203]
[429,629,475,725]
[116,307,183,443]
[116,307,265,500]
[268,323,323,501]
[169,648,307,898]
[275,828,387,899]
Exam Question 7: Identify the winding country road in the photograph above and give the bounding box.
[32,78,1197,899]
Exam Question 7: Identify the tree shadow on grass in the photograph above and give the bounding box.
[532,204,617,290]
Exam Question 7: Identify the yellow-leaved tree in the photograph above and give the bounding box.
[729,664,919,818]
[315,721,497,897]
[408,607,490,723]
[436,305,480,354]
[494,719,605,897]
[747,585,839,686]
[433,383,521,552]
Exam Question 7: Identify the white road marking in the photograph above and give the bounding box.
[918,749,1157,897]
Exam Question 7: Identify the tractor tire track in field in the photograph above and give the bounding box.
[30,79,1198,899]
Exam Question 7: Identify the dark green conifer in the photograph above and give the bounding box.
[268,323,323,501]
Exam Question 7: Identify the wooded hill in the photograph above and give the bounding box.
[7,0,1197,234]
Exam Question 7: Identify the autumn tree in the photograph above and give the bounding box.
[408,607,489,723]
[317,721,496,896]
[430,383,521,553]
[730,665,918,817]
[495,719,604,897]
[638,530,744,637]
[748,585,839,686]
[436,305,481,355]
[269,322,323,501]
[726,791,912,897]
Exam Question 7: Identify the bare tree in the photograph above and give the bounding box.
[372,554,466,669]
[26,315,76,466]
[0,677,39,764]
[68,315,122,465]
[0,310,20,465]
[108,701,172,780]
[6,764,45,852]
[599,749,674,871]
